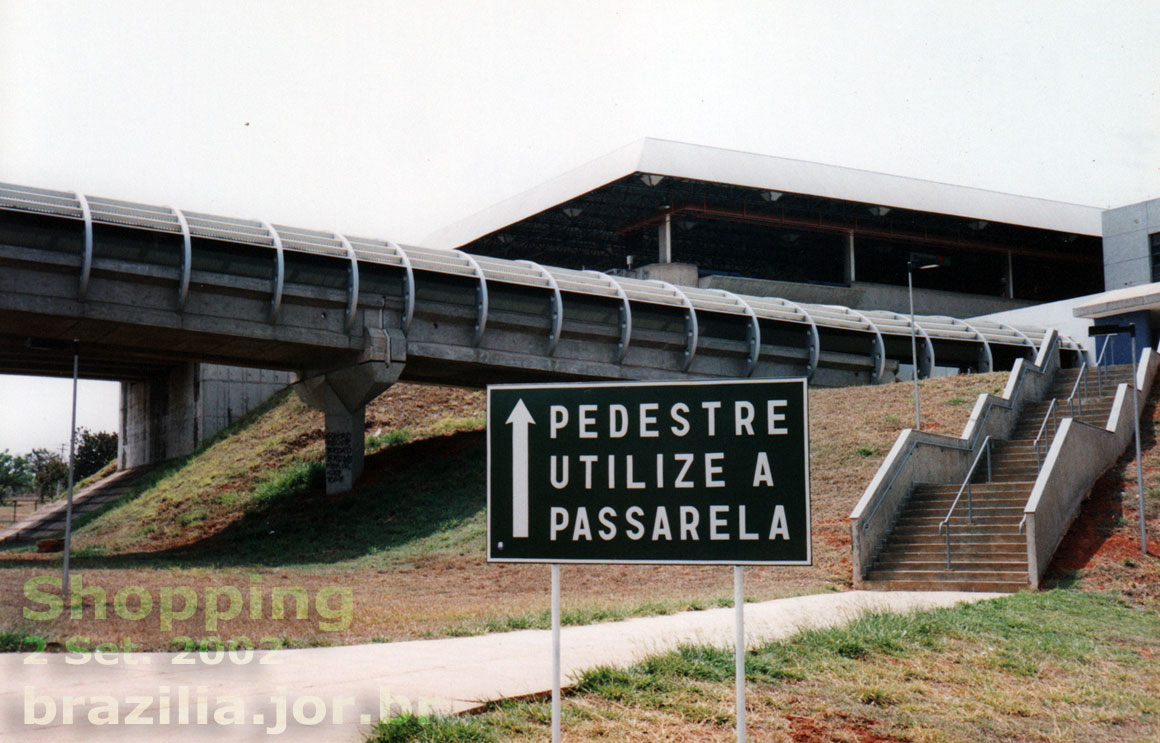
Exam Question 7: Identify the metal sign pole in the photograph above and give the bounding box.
[734,565,746,743]
[908,266,920,430]
[551,563,561,743]
[62,339,79,602]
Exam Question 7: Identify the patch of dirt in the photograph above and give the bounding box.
[365,384,483,435]
[785,713,906,743]
[1046,394,1160,599]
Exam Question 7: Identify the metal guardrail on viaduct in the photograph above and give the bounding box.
[0,182,1081,492]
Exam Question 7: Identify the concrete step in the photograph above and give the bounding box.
[1015,406,1103,417]
[1012,415,1114,435]
[1020,401,1116,414]
[1023,397,1118,410]
[872,556,1025,567]
[914,482,1032,495]
[866,567,1027,581]
[875,542,1025,557]
[861,578,1027,592]
[884,532,1023,546]
[907,492,1029,505]
[896,514,1024,526]
[0,467,151,545]
[888,533,1022,545]
[986,469,1042,479]
[909,488,1028,500]
[895,518,1023,531]
[989,453,1048,463]
[992,441,1043,450]
[905,502,1028,513]
[904,500,1025,512]
[864,568,1028,585]
[988,461,1043,471]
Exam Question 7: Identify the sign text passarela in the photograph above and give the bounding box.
[487,379,810,564]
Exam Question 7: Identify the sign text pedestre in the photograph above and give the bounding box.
[488,378,811,742]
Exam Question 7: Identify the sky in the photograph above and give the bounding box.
[1,0,1159,454]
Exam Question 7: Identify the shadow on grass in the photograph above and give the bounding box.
[2,430,487,570]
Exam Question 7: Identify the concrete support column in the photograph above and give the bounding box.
[844,231,856,284]
[313,388,368,493]
[1006,251,1016,298]
[119,363,294,470]
[658,212,672,264]
[294,328,406,494]
[119,363,199,469]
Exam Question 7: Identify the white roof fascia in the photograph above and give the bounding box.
[1072,281,1160,319]
[425,138,1104,249]
[634,139,1103,236]
[424,140,647,249]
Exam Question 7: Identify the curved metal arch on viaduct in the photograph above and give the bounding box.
[0,182,1081,491]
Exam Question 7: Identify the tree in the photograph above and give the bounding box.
[74,429,118,480]
[0,450,32,503]
[26,448,67,501]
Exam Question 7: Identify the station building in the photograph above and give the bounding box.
[427,139,1106,321]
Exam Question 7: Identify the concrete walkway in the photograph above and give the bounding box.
[2,590,999,742]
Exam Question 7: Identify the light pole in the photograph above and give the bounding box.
[25,336,80,599]
[1090,323,1148,554]
[907,257,940,430]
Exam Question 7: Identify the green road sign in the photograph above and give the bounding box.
[487,378,810,564]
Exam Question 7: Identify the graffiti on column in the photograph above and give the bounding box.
[325,431,354,485]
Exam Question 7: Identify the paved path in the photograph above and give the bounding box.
[1,590,1000,742]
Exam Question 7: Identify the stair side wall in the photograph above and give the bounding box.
[1024,344,1160,587]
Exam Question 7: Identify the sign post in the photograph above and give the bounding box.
[734,565,746,743]
[488,378,811,740]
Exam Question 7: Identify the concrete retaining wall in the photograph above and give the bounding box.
[849,331,1061,585]
[120,363,293,468]
[1024,343,1160,587]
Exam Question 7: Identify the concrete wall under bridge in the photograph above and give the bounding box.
[119,363,294,469]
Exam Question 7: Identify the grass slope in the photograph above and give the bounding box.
[1,373,1017,648]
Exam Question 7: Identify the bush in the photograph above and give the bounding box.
[27,448,67,500]
[0,450,32,502]
[74,429,118,480]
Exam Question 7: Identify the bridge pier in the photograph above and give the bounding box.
[120,364,294,469]
[294,328,405,494]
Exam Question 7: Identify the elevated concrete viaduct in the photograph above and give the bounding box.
[0,183,1083,493]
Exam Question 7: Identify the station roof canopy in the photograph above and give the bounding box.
[426,139,1105,261]
[1072,282,1160,319]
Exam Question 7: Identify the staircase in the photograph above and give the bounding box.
[0,467,149,546]
[862,364,1137,592]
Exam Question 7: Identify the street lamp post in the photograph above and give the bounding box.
[907,258,940,430]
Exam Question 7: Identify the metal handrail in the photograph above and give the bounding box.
[938,435,993,568]
[1067,361,1088,418]
[1033,398,1059,470]
[1095,335,1115,397]
[861,332,1057,535]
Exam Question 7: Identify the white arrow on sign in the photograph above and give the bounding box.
[506,399,535,538]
